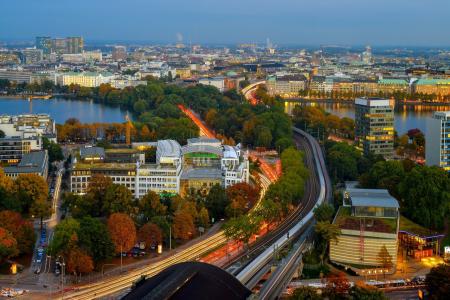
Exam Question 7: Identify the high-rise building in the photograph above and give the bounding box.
[21,48,43,64]
[426,111,450,171]
[66,37,84,54]
[35,36,52,54]
[355,98,394,158]
[36,36,84,54]
[112,45,127,61]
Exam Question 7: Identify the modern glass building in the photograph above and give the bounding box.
[425,111,450,171]
[355,98,395,159]
[35,36,52,54]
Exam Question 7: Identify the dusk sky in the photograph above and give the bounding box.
[1,0,450,46]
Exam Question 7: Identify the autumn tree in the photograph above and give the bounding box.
[107,213,137,253]
[197,207,210,228]
[65,235,94,276]
[0,168,14,193]
[0,211,35,255]
[324,272,351,298]
[0,227,19,262]
[15,173,49,214]
[172,211,195,240]
[225,182,260,218]
[138,223,163,250]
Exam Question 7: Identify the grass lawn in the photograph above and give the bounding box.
[399,215,438,236]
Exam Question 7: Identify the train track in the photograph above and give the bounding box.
[234,128,331,289]
[224,132,318,276]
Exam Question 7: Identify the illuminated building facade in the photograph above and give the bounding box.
[330,188,399,274]
[355,98,394,159]
[425,111,450,171]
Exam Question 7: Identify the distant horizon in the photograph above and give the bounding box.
[2,0,450,47]
[1,38,450,50]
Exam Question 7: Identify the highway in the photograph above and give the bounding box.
[233,128,332,293]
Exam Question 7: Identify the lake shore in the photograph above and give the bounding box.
[284,97,450,107]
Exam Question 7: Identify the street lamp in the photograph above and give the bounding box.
[58,255,66,300]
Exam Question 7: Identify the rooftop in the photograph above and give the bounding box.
[181,168,223,180]
[80,146,105,159]
[182,144,223,157]
[346,188,399,209]
[3,150,47,174]
[334,206,397,234]
[157,139,181,157]
[122,262,251,300]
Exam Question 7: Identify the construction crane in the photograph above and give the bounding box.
[125,113,133,146]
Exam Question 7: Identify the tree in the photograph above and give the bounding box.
[289,286,322,300]
[77,216,115,265]
[0,211,35,255]
[138,191,167,221]
[223,215,261,249]
[258,198,282,230]
[377,245,393,275]
[86,174,113,216]
[205,184,229,221]
[43,137,63,163]
[197,207,210,228]
[172,211,195,240]
[325,272,351,298]
[0,168,14,193]
[133,99,148,113]
[137,223,162,250]
[313,203,335,223]
[66,246,94,275]
[225,182,260,218]
[30,198,51,230]
[107,213,136,253]
[315,221,341,264]
[14,173,49,214]
[103,184,134,215]
[398,165,450,230]
[350,283,387,300]
[425,264,450,299]
[48,218,80,256]
[256,126,273,148]
[0,227,19,262]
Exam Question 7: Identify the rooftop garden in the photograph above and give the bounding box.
[334,206,397,234]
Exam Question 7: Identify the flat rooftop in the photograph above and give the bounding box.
[346,188,399,208]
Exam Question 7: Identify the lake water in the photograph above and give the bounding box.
[0,97,131,124]
[285,101,450,136]
[0,97,447,135]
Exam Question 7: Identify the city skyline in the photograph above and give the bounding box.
[2,0,450,46]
